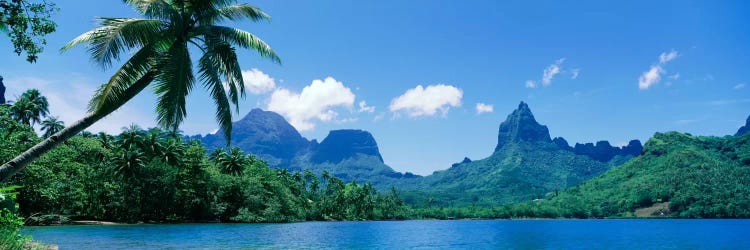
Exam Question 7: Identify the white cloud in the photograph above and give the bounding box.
[571,68,580,79]
[639,65,663,90]
[240,68,275,95]
[358,101,375,113]
[639,50,679,90]
[542,58,565,86]
[5,76,155,134]
[525,80,537,88]
[389,84,462,117]
[669,73,680,80]
[475,103,493,115]
[659,50,678,64]
[734,83,746,90]
[266,77,355,131]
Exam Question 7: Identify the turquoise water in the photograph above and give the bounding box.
[23,219,750,249]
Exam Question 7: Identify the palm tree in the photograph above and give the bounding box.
[112,147,146,181]
[0,0,279,182]
[9,89,49,126]
[213,147,248,176]
[40,116,65,138]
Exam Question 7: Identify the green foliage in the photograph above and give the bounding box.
[0,186,32,250]
[40,116,63,138]
[401,141,619,207]
[513,132,750,218]
[0,0,58,62]
[9,89,49,126]
[2,106,408,223]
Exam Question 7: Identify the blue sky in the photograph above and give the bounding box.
[1,0,748,175]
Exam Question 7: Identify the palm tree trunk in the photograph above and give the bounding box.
[0,72,155,182]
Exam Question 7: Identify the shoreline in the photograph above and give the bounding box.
[26,217,743,227]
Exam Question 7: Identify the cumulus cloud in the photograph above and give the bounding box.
[266,77,355,131]
[542,58,565,86]
[525,80,538,88]
[4,76,155,134]
[659,50,678,64]
[358,101,375,113]
[639,50,679,90]
[734,83,746,90]
[240,68,276,94]
[475,103,493,115]
[389,84,462,117]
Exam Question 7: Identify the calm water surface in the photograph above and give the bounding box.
[23,219,750,249]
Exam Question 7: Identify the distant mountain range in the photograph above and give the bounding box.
[192,102,648,206]
[398,102,642,205]
[191,109,416,187]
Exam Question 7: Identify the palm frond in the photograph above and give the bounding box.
[89,44,161,114]
[216,4,271,22]
[203,25,281,64]
[123,0,179,20]
[206,40,244,112]
[61,18,164,69]
[154,42,194,131]
[198,49,233,144]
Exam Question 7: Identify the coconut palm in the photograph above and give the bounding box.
[112,147,147,180]
[0,0,280,182]
[213,147,248,176]
[40,116,65,138]
[10,89,49,126]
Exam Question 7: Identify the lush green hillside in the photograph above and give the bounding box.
[400,102,632,206]
[531,131,750,218]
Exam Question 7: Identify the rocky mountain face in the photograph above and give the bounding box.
[401,102,642,206]
[553,138,643,162]
[494,102,551,151]
[195,108,311,166]
[193,109,414,186]
[0,76,6,104]
[736,116,750,137]
[311,129,384,164]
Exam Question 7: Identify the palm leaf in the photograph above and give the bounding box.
[198,49,233,144]
[204,25,281,64]
[216,4,271,22]
[154,41,194,130]
[89,43,162,114]
[124,0,179,20]
[61,18,164,69]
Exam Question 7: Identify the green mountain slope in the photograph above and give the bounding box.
[535,132,750,218]
[401,102,631,206]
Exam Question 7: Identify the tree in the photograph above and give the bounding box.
[213,147,248,176]
[0,0,280,182]
[40,116,63,138]
[9,89,48,126]
[0,0,58,62]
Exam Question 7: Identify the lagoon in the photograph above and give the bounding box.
[23,219,750,249]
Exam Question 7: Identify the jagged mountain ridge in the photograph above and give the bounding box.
[192,108,415,187]
[400,102,642,206]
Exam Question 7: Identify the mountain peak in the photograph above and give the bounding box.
[0,76,5,104]
[494,102,551,151]
[311,129,384,164]
[736,115,750,136]
[198,108,310,165]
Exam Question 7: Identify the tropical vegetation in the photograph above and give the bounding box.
[0,0,280,183]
